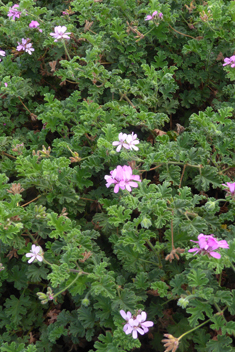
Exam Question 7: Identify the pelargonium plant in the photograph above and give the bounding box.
[50,26,71,42]
[222,181,235,197]
[112,132,139,152]
[145,11,163,21]
[29,20,42,32]
[25,244,43,263]
[223,56,235,68]
[16,38,34,55]
[1,0,235,352]
[7,4,22,20]
[188,234,229,259]
[120,310,154,339]
[0,50,5,61]
[104,165,141,193]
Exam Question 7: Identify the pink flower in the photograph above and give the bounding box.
[25,244,43,263]
[104,165,141,193]
[8,4,22,20]
[223,56,235,68]
[112,132,139,152]
[222,182,235,196]
[0,50,5,62]
[29,20,39,28]
[188,234,229,259]
[29,20,42,32]
[4,83,8,87]
[50,26,71,42]
[145,11,160,21]
[120,310,154,339]
[16,38,34,55]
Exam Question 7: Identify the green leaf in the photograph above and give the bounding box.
[77,306,95,329]
[48,324,67,343]
[47,212,72,238]
[159,165,181,185]
[8,265,28,290]
[187,300,213,327]
[93,332,117,352]
[48,263,70,287]
[94,296,112,321]
[107,205,132,226]
[213,290,232,306]
[188,268,209,287]
[206,335,233,352]
[170,274,186,296]
[222,321,235,336]
[73,166,93,190]
[181,216,207,236]
[0,342,25,352]
[26,265,49,282]
[90,275,116,299]
[151,281,169,297]
[134,272,149,290]
[228,290,235,315]
[4,295,31,324]
[67,275,88,296]
[194,166,221,191]
[210,314,226,332]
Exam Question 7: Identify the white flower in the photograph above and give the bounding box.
[112,132,139,152]
[123,132,139,151]
[50,26,71,42]
[112,133,127,152]
[26,244,43,263]
[0,50,5,62]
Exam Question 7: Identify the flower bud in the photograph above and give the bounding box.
[177,297,189,308]
[36,292,47,300]
[205,200,217,211]
[82,298,90,307]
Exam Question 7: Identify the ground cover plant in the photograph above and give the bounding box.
[0,0,235,351]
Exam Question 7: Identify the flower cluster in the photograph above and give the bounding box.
[29,20,42,33]
[120,310,154,339]
[222,182,235,197]
[105,165,141,193]
[188,234,229,259]
[145,10,163,21]
[8,4,22,21]
[223,56,235,68]
[0,50,5,62]
[37,287,54,304]
[50,26,71,42]
[16,38,35,55]
[112,132,139,152]
[26,244,43,263]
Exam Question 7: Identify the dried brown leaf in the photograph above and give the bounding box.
[154,129,167,136]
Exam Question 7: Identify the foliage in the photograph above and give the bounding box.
[0,0,235,351]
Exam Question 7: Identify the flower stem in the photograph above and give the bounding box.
[53,272,80,299]
[178,319,210,341]
[43,258,53,266]
[21,195,41,207]
[136,26,155,42]
[63,40,71,61]
[146,239,162,267]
